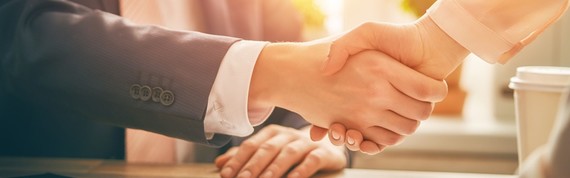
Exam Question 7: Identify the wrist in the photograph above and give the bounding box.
[415,15,469,80]
[248,41,331,113]
[249,43,281,110]
[248,43,301,110]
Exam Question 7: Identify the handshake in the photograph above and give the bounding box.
[249,16,470,154]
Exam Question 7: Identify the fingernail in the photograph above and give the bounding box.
[347,136,355,145]
[363,148,380,155]
[365,151,377,155]
[260,171,273,178]
[289,172,300,178]
[237,170,251,178]
[221,167,233,178]
[331,130,340,140]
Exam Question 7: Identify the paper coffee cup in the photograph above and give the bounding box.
[509,66,570,164]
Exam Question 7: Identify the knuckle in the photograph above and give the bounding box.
[259,142,280,153]
[418,82,438,101]
[306,152,323,167]
[368,60,389,75]
[365,83,386,100]
[414,88,431,101]
[262,124,280,132]
[416,102,434,120]
[401,120,421,135]
[384,134,405,146]
[242,165,259,176]
[418,81,448,102]
[266,164,282,175]
[359,22,376,30]
[283,145,300,155]
[241,140,259,150]
[266,124,279,130]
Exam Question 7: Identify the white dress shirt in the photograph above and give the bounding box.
[204,40,273,138]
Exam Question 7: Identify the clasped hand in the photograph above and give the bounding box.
[249,35,449,155]
[249,15,469,155]
[310,16,470,154]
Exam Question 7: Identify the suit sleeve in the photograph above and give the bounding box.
[0,0,240,147]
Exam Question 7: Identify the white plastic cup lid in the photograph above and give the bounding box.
[509,66,570,92]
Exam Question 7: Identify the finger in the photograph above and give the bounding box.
[379,53,448,102]
[287,148,329,178]
[381,85,434,121]
[215,147,239,169]
[362,126,405,146]
[322,42,350,76]
[260,140,318,178]
[309,125,328,141]
[360,140,386,155]
[351,51,437,121]
[288,149,326,177]
[328,123,346,146]
[220,128,278,178]
[237,134,296,178]
[371,110,421,136]
[323,23,382,75]
[345,129,363,151]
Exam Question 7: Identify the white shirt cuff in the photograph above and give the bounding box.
[203,40,274,138]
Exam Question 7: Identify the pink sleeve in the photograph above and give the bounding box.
[428,0,569,64]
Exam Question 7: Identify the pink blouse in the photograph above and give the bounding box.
[428,0,569,64]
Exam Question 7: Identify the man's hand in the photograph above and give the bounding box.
[216,125,346,178]
[249,41,448,155]
[310,123,385,154]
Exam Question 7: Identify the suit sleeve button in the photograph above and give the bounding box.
[160,90,175,106]
[129,84,142,99]
[151,87,163,102]
[139,85,152,101]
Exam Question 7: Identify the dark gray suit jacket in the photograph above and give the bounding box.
[0,0,310,159]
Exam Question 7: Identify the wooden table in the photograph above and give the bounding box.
[0,157,517,178]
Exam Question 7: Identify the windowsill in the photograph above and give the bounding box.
[352,115,519,174]
[387,115,517,155]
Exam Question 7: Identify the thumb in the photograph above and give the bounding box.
[321,41,350,75]
[309,125,328,141]
[322,22,385,75]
